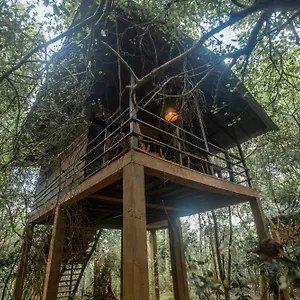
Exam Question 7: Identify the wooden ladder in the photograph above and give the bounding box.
[57,229,102,299]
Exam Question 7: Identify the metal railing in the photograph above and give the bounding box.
[134,106,251,186]
[31,108,131,213]
[31,105,251,214]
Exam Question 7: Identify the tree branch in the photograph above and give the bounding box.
[133,3,271,90]
[239,10,272,79]
[282,12,300,45]
[0,0,112,83]
[231,0,247,9]
[100,41,139,83]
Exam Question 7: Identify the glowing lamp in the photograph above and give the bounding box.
[164,109,179,122]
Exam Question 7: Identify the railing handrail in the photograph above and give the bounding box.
[34,119,131,202]
[31,106,251,213]
[33,133,130,210]
[34,111,131,198]
[136,118,247,171]
[135,131,246,178]
[137,106,242,162]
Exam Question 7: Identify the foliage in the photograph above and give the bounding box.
[0,0,299,299]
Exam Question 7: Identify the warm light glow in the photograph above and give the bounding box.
[164,109,179,122]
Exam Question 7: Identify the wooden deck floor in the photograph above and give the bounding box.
[28,149,259,228]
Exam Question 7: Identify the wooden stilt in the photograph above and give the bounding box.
[150,230,160,300]
[122,163,149,300]
[250,198,290,300]
[250,198,269,300]
[250,197,269,241]
[168,216,189,300]
[42,206,67,300]
[13,224,34,300]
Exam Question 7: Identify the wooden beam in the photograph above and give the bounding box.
[90,194,197,213]
[168,217,189,300]
[54,221,168,231]
[13,224,34,300]
[122,163,149,299]
[89,192,246,222]
[42,206,67,300]
[147,220,168,230]
[150,230,160,300]
[29,149,257,225]
[132,149,258,199]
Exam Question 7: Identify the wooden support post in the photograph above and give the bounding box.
[249,197,269,300]
[13,224,34,300]
[250,197,269,241]
[168,216,189,300]
[175,126,183,166]
[42,206,67,300]
[122,163,149,299]
[224,152,235,183]
[250,198,290,300]
[194,99,214,175]
[150,230,160,300]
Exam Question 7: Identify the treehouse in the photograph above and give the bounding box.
[14,2,278,300]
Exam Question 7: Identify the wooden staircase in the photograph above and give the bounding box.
[57,228,102,299]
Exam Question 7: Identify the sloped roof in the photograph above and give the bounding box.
[26,0,278,151]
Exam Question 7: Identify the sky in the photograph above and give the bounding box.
[20,0,238,52]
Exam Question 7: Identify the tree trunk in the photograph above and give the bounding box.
[212,211,230,300]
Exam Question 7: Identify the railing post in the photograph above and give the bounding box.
[224,152,235,183]
[236,142,251,187]
[195,99,214,175]
[175,126,183,165]
[129,74,138,148]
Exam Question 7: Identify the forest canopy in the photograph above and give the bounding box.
[0,0,299,299]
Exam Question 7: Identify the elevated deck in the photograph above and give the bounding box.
[29,149,259,230]
[30,104,254,220]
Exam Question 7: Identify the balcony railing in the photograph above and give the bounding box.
[31,105,251,214]
[134,107,251,186]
